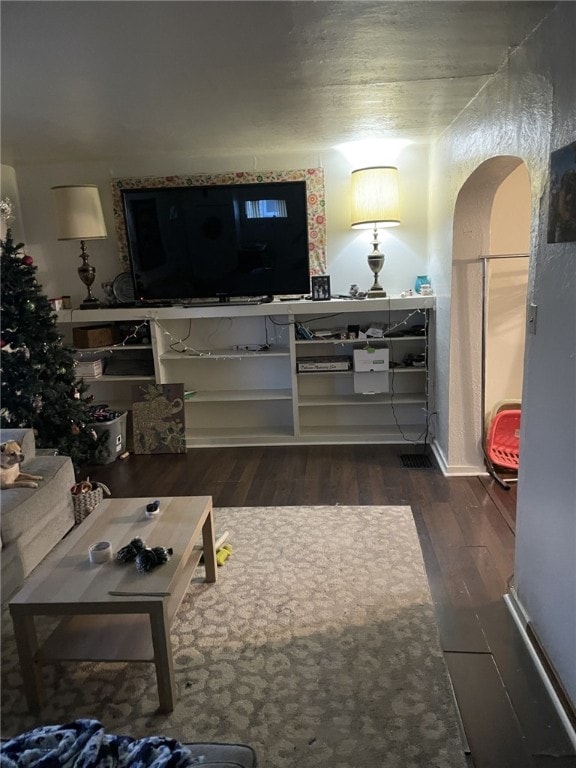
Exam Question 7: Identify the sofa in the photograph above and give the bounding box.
[0,427,76,602]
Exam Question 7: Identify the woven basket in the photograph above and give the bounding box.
[71,481,111,525]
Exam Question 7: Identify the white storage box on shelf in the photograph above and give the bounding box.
[73,351,104,379]
[353,346,390,394]
[353,347,390,372]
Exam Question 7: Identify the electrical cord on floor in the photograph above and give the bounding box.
[387,306,433,446]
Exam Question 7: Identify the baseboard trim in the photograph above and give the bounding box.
[504,590,576,750]
[431,440,488,477]
[430,441,448,474]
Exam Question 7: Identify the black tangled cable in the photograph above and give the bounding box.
[115,537,147,563]
[115,537,173,573]
[135,546,174,574]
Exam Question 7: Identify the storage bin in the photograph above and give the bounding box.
[71,480,111,524]
[88,411,127,464]
[486,409,521,470]
[73,350,105,379]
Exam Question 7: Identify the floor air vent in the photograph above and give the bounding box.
[400,453,433,469]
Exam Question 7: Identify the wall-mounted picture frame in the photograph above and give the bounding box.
[311,275,331,301]
[547,141,576,243]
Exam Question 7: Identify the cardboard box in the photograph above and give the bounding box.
[353,348,389,372]
[73,325,115,349]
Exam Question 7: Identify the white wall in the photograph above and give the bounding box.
[0,164,25,244]
[429,3,576,708]
[11,144,429,308]
[485,164,530,420]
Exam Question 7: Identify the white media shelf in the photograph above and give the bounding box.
[58,296,434,447]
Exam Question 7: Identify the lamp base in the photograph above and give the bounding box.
[366,226,387,299]
[367,287,387,298]
[79,298,101,309]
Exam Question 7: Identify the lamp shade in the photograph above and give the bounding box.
[51,185,107,240]
[350,167,400,229]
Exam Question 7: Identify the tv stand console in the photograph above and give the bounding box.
[57,296,434,448]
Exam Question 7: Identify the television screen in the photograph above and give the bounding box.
[121,180,310,303]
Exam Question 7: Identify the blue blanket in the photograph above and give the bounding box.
[0,719,203,767]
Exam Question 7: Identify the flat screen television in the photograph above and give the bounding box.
[121,180,311,304]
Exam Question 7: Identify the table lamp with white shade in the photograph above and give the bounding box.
[52,185,107,308]
[350,167,400,298]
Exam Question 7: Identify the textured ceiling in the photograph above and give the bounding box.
[1,1,555,164]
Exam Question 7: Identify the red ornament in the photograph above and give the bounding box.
[22,255,33,266]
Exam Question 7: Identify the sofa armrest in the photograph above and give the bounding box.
[0,428,36,462]
[184,743,257,766]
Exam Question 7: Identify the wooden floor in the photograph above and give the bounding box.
[88,444,575,768]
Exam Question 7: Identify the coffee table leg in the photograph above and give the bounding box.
[11,612,44,711]
[149,602,176,713]
[202,507,217,583]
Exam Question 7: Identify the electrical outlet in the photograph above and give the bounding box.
[528,302,538,334]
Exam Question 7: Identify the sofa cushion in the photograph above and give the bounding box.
[0,502,75,600]
[0,428,36,461]
[1,454,75,543]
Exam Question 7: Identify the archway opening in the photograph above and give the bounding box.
[447,157,531,474]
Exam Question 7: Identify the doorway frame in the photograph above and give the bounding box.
[440,155,530,473]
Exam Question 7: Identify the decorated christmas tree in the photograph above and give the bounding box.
[0,212,99,470]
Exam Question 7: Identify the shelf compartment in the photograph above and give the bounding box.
[160,354,291,392]
[185,399,293,432]
[154,315,291,355]
[298,395,427,433]
[298,371,425,398]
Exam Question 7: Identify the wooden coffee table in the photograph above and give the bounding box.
[8,495,217,713]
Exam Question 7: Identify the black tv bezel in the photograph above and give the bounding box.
[111,169,327,306]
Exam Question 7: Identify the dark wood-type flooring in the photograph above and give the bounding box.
[88,445,575,768]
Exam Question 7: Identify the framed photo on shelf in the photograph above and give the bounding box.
[311,275,331,301]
